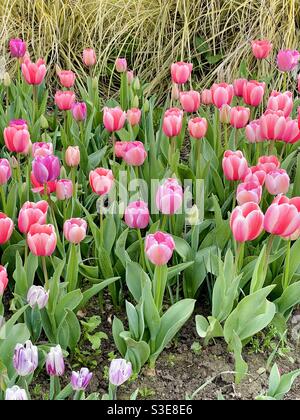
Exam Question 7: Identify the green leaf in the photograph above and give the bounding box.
[275,281,300,316]
[230,331,248,384]
[55,290,83,324]
[121,335,150,373]
[65,244,79,292]
[250,245,267,293]
[78,277,120,310]
[112,316,127,357]
[126,261,149,303]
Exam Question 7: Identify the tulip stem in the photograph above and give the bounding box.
[50,376,60,401]
[153,264,168,313]
[112,133,116,162]
[0,185,7,214]
[232,181,236,210]
[137,229,146,270]
[160,214,168,231]
[108,383,117,400]
[99,207,104,245]
[282,240,291,291]
[32,85,37,126]
[71,167,77,199]
[235,241,245,272]
[42,256,49,290]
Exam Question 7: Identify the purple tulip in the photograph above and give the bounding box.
[5,386,28,400]
[27,285,49,309]
[72,102,87,121]
[32,155,60,185]
[109,359,132,386]
[46,345,65,376]
[9,38,27,58]
[71,368,93,391]
[13,340,38,376]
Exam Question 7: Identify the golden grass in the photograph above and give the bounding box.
[0,0,300,99]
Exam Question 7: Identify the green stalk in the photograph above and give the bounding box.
[282,240,291,291]
[71,167,77,199]
[42,256,49,290]
[0,185,7,214]
[153,264,168,313]
[137,229,146,270]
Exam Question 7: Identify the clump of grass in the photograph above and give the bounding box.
[0,0,299,100]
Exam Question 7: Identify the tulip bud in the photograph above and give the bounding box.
[145,231,176,266]
[46,345,65,376]
[63,218,87,244]
[27,285,49,309]
[143,99,150,113]
[71,368,93,391]
[132,95,139,108]
[3,72,11,87]
[5,386,28,400]
[40,115,49,129]
[133,77,140,91]
[56,179,73,200]
[171,83,180,101]
[65,146,80,168]
[92,77,98,90]
[13,340,38,376]
[109,359,132,386]
[186,204,200,225]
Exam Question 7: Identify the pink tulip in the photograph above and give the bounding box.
[179,91,200,113]
[126,108,141,126]
[121,141,147,166]
[251,40,272,59]
[277,49,300,72]
[55,90,75,111]
[230,106,250,128]
[124,201,150,229]
[21,58,47,85]
[272,195,300,240]
[65,146,80,167]
[56,179,73,200]
[236,180,262,205]
[63,218,87,244]
[230,202,264,242]
[213,84,232,105]
[83,48,96,67]
[30,173,57,195]
[171,62,193,85]
[243,166,266,186]
[27,224,57,257]
[4,125,31,154]
[201,89,212,105]
[156,178,183,215]
[145,231,175,266]
[72,102,87,122]
[222,150,249,181]
[257,155,280,174]
[89,168,114,196]
[0,213,14,244]
[267,91,293,117]
[115,58,127,73]
[9,119,28,130]
[115,141,127,158]
[265,169,290,195]
[282,118,300,144]
[242,80,265,107]
[0,266,8,296]
[188,117,208,139]
[245,120,263,143]
[127,71,134,84]
[162,108,183,137]
[58,70,76,88]
[32,155,60,185]
[103,107,126,132]
[219,105,231,124]
[32,142,53,158]
[0,159,11,185]
[259,110,286,140]
[264,200,300,237]
[211,83,234,108]
[233,78,247,97]
[18,201,48,234]
[9,38,27,58]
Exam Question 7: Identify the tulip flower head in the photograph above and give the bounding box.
[0,159,11,185]
[188,117,208,139]
[233,78,247,97]
[13,340,38,376]
[89,168,114,196]
[257,155,280,174]
[27,285,49,309]
[120,141,147,166]
[56,179,73,200]
[58,70,76,88]
[9,38,27,58]
[179,90,200,113]
[32,155,60,185]
[201,89,212,105]
[0,266,8,296]
[251,40,272,59]
[63,218,87,244]
[236,180,262,205]
[242,80,265,107]
[4,124,31,155]
[83,48,96,67]
[71,368,93,391]
[27,224,57,257]
[21,58,47,85]
[103,107,126,132]
[156,178,183,215]
[222,150,249,181]
[5,386,28,401]
[72,102,87,122]
[230,106,250,129]
[267,91,293,118]
[46,345,65,377]
[264,199,300,237]
[171,62,193,85]
[230,202,264,242]
[55,90,76,111]
[115,58,127,73]
[18,200,48,234]
[126,108,141,126]
[145,231,175,266]
[109,359,132,386]
[211,83,234,108]
[65,146,80,167]
[277,49,300,72]
[162,107,183,137]
[124,201,150,229]
[0,213,14,244]
[265,169,290,195]
[32,142,53,158]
